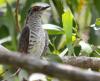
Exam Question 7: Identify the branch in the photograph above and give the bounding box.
[0,45,100,81]
[62,56,100,70]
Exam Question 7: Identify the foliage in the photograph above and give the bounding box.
[0,0,100,81]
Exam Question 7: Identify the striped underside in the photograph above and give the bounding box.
[28,28,46,58]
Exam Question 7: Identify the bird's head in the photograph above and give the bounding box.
[26,4,50,25]
[28,5,50,16]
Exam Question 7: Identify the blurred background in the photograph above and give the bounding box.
[0,0,100,81]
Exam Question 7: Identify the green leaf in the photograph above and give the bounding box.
[51,0,63,18]
[95,18,100,27]
[79,41,93,55]
[4,2,17,50]
[59,47,68,57]
[49,0,62,24]
[0,25,9,39]
[0,0,14,7]
[42,24,64,35]
[93,0,100,16]
[45,54,63,63]
[0,64,4,76]
[0,0,5,6]
[62,8,74,55]
[18,69,28,81]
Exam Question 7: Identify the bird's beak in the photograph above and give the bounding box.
[41,6,50,10]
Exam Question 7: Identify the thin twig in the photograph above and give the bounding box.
[15,0,20,32]
[1,68,21,81]
[0,69,9,76]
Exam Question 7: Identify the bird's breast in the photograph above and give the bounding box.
[28,28,45,58]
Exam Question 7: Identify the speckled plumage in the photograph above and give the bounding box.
[18,6,49,58]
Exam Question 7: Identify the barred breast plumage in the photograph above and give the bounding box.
[28,27,46,57]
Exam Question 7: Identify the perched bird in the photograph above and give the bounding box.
[18,5,49,58]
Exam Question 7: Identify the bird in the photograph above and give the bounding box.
[18,5,50,58]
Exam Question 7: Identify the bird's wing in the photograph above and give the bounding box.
[18,26,30,54]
